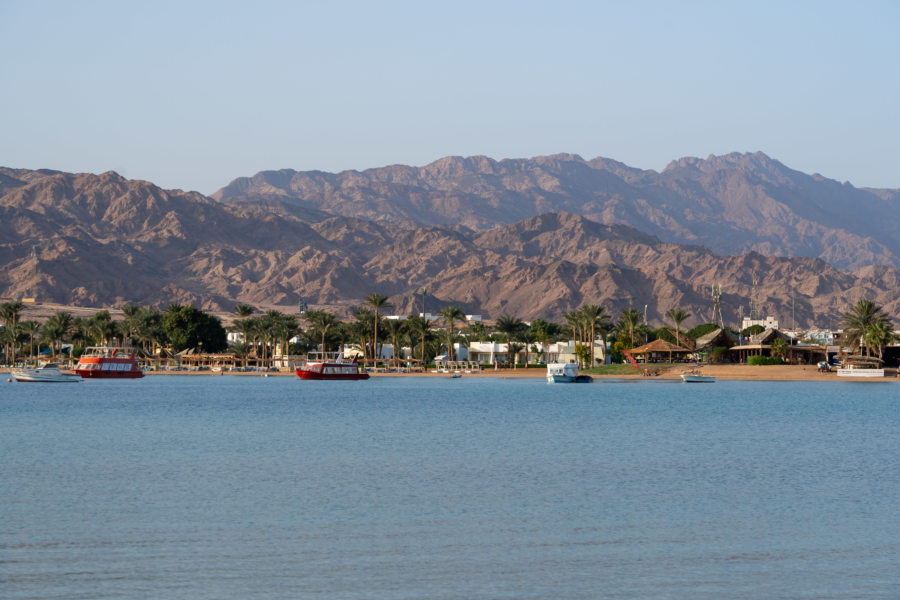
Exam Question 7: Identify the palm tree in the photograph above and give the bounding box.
[863,320,895,359]
[0,325,19,366]
[121,304,143,344]
[437,305,466,361]
[268,311,300,368]
[383,318,407,368]
[619,307,642,348]
[88,310,116,346]
[517,327,536,368]
[304,309,339,357]
[351,307,375,361]
[1,300,25,366]
[365,293,393,363]
[233,304,255,318]
[840,299,893,357]
[507,341,524,367]
[19,320,41,364]
[406,314,432,366]
[580,304,610,368]
[495,314,524,367]
[666,308,691,348]
[564,310,585,344]
[41,311,74,361]
[527,319,551,363]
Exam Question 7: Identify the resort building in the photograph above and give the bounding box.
[741,315,779,330]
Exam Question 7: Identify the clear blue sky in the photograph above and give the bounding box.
[2,0,898,194]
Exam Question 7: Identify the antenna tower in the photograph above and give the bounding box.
[711,284,724,328]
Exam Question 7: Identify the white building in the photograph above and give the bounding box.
[741,316,779,331]
[453,339,607,366]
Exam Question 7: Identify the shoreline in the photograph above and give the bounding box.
[4,365,898,382]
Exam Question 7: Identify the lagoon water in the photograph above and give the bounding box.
[2,376,899,599]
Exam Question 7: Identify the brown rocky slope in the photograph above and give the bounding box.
[213,152,900,270]
[2,167,898,327]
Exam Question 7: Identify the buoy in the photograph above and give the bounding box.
[7,378,11,383]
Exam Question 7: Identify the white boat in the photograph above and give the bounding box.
[547,362,593,383]
[681,370,716,383]
[11,363,82,383]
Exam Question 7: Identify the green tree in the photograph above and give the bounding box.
[495,314,524,367]
[382,318,407,368]
[88,310,116,346]
[437,305,466,361]
[580,304,611,367]
[1,300,25,365]
[841,298,893,357]
[233,303,255,318]
[304,309,339,356]
[40,311,74,360]
[666,308,691,347]
[161,305,227,353]
[619,307,642,348]
[268,311,300,367]
[406,314,432,365]
[19,320,41,363]
[771,337,787,360]
[365,293,393,362]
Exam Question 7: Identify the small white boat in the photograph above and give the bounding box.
[547,362,593,383]
[681,370,716,383]
[12,363,82,383]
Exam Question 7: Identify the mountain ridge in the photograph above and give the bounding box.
[213,151,900,270]
[2,157,899,328]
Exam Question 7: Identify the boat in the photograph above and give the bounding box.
[546,362,593,383]
[295,353,370,380]
[836,355,885,378]
[681,369,716,383]
[73,346,144,379]
[11,363,82,383]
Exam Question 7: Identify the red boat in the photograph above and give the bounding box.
[73,346,144,379]
[295,354,369,380]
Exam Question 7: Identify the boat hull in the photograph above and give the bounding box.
[74,369,144,379]
[547,374,593,383]
[295,368,369,380]
[681,374,716,383]
[11,366,82,383]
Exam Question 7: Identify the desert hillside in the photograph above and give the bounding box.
[213,152,900,270]
[2,165,898,327]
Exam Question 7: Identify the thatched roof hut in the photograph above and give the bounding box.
[628,338,692,362]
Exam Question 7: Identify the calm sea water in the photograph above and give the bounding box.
[2,376,899,599]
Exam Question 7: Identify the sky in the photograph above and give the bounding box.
[2,0,898,194]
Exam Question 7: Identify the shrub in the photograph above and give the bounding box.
[747,355,784,366]
[688,323,719,339]
[710,346,729,363]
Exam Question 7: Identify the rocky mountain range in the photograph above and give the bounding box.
[214,152,900,271]
[1,154,899,328]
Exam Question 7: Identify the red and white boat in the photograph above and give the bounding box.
[295,353,369,380]
[73,346,144,379]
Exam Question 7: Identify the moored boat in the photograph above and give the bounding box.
[73,346,144,379]
[547,362,593,383]
[681,369,716,383]
[295,354,369,380]
[12,363,82,383]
